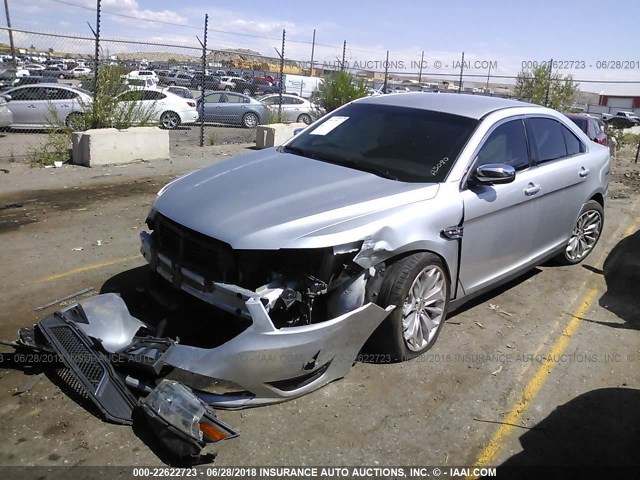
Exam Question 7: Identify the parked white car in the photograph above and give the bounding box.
[24,63,45,71]
[71,67,92,78]
[125,70,159,84]
[116,88,198,129]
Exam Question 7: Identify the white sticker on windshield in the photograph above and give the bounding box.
[309,116,349,135]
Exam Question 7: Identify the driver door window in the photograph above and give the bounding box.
[476,119,530,170]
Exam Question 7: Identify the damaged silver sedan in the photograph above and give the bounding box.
[11,94,610,427]
[134,93,610,406]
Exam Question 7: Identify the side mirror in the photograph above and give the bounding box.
[293,127,304,136]
[1,94,11,102]
[470,163,516,185]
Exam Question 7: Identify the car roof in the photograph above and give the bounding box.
[356,92,537,119]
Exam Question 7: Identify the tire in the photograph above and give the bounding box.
[242,112,259,128]
[58,74,64,79]
[242,88,251,96]
[297,113,312,125]
[169,82,176,86]
[224,86,231,91]
[371,252,450,361]
[160,111,181,130]
[65,112,85,131]
[555,200,604,265]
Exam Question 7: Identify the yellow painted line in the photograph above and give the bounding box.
[36,255,142,283]
[473,287,599,469]
[470,211,640,474]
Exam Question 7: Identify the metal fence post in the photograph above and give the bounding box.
[341,41,346,71]
[635,140,639,164]
[544,57,553,106]
[383,51,389,93]
[418,51,424,84]
[278,29,285,119]
[91,0,102,129]
[3,0,16,69]
[199,13,208,148]
[458,51,464,93]
[309,29,316,75]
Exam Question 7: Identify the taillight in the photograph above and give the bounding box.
[187,101,195,107]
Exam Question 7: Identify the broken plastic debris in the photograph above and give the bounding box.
[96,240,102,246]
[491,365,503,375]
[72,247,83,251]
[475,321,485,329]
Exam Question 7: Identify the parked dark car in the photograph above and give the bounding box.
[190,73,221,91]
[230,78,278,96]
[1,76,59,92]
[41,66,73,79]
[565,113,608,146]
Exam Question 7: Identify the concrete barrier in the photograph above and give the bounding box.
[72,127,170,167]
[255,123,307,149]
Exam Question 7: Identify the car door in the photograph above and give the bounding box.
[222,93,246,123]
[458,118,541,295]
[43,87,76,125]
[5,87,43,126]
[202,92,223,122]
[523,116,593,258]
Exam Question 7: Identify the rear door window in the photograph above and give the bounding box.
[525,118,567,164]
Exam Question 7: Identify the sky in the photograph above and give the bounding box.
[4,0,640,94]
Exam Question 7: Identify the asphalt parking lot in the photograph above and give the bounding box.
[0,144,639,473]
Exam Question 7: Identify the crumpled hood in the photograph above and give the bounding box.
[152,148,439,249]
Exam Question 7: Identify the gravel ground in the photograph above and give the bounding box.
[0,142,638,478]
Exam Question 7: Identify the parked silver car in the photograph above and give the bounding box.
[198,91,268,127]
[256,93,320,124]
[0,94,13,127]
[47,94,609,409]
[2,83,91,129]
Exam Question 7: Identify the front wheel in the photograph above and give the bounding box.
[371,253,449,361]
[242,112,259,128]
[160,111,181,130]
[555,200,604,265]
[242,88,252,96]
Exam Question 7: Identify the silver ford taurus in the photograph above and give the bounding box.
[135,93,609,407]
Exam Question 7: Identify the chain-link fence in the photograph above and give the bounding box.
[1,1,640,163]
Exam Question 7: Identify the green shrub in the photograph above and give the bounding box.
[317,71,367,113]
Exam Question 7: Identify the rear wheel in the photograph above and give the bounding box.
[160,111,181,130]
[555,200,603,265]
[297,113,312,125]
[242,88,252,96]
[372,253,449,361]
[242,112,259,128]
[65,112,85,130]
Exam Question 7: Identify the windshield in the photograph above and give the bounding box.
[281,102,478,182]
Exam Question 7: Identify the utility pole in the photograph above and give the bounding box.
[418,51,424,83]
[485,62,491,91]
[309,28,315,76]
[341,40,346,71]
[3,0,16,69]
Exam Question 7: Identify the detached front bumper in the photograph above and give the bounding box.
[117,231,394,407]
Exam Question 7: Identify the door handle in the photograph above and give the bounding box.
[524,183,541,196]
[27,105,36,108]
[579,167,590,178]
